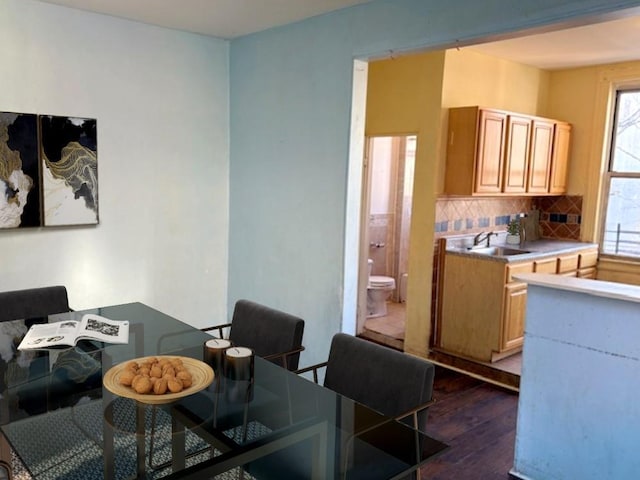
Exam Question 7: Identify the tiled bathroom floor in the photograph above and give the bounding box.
[361,302,406,350]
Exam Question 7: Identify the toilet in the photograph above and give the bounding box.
[367,259,396,318]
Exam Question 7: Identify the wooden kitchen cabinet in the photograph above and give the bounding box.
[533,257,557,274]
[501,282,528,351]
[445,107,506,195]
[557,253,579,275]
[445,106,571,196]
[549,122,572,194]
[438,246,598,363]
[578,248,599,278]
[527,120,554,193]
[503,115,531,193]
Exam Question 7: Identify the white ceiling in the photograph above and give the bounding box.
[35,0,640,69]
[469,16,640,70]
[35,0,373,39]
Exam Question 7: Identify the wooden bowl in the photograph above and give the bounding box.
[103,355,214,405]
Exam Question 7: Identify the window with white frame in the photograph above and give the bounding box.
[602,88,640,257]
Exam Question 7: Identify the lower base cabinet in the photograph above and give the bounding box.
[437,247,598,363]
[501,283,527,351]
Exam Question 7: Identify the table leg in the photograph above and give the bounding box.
[136,402,145,479]
[171,409,186,472]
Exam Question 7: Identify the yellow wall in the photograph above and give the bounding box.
[366,51,446,135]
[547,60,640,281]
[442,49,550,114]
[365,50,446,356]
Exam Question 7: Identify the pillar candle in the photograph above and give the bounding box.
[224,346,255,403]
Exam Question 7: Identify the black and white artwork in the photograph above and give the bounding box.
[0,111,98,229]
[0,112,40,228]
[40,115,98,226]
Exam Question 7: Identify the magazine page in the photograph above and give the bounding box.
[78,314,129,344]
[18,320,80,350]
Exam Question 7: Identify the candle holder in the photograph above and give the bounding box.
[224,346,255,403]
[203,338,232,393]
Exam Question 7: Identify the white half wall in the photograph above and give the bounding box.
[0,0,230,327]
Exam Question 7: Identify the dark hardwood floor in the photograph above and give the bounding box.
[420,367,519,480]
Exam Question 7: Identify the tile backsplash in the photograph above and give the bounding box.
[434,197,533,239]
[434,195,583,241]
[536,196,582,240]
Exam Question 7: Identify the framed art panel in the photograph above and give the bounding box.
[40,115,98,226]
[0,112,40,228]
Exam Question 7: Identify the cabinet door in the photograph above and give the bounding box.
[502,283,527,351]
[527,120,554,193]
[474,110,506,194]
[503,115,532,193]
[534,257,557,273]
[557,253,579,274]
[549,122,572,194]
[579,249,598,269]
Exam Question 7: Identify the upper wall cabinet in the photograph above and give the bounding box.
[444,106,571,196]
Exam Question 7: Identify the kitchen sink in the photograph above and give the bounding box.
[467,246,531,256]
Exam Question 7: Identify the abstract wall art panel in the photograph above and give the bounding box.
[0,112,41,228]
[40,115,98,226]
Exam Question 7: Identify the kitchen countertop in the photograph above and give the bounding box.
[514,272,640,304]
[445,238,599,263]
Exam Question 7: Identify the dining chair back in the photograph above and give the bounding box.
[324,333,435,429]
[0,286,70,322]
[203,299,305,371]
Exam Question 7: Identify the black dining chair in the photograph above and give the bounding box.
[296,333,437,480]
[202,299,306,371]
[0,285,73,480]
[0,285,70,322]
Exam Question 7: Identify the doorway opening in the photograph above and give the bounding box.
[358,135,416,350]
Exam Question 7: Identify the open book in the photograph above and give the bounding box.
[18,314,129,350]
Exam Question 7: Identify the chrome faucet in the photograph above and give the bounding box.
[473,231,497,247]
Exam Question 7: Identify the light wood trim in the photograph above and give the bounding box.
[503,115,531,193]
[549,122,571,194]
[434,238,448,348]
[527,119,554,193]
[557,253,579,273]
[534,257,557,274]
[578,267,597,279]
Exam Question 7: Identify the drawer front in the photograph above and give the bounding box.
[534,257,557,274]
[578,250,598,269]
[557,254,579,273]
[506,262,534,283]
[578,267,597,279]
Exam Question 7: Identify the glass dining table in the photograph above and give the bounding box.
[0,302,446,479]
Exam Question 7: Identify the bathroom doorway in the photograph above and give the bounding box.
[358,134,416,349]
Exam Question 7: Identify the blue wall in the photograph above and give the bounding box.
[228,0,640,364]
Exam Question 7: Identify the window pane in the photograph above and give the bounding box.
[611,90,640,173]
[602,177,640,256]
